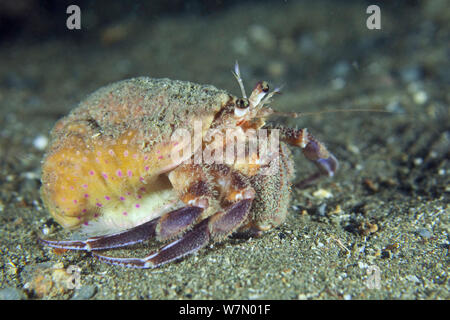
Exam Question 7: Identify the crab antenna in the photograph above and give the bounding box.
[270,111,300,118]
[270,108,392,119]
[232,61,247,99]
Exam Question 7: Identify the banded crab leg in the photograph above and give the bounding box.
[93,198,254,268]
[278,127,338,188]
[94,167,256,268]
[39,205,204,251]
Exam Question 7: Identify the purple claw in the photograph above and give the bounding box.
[315,154,338,177]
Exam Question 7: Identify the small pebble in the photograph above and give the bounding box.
[406,275,421,283]
[267,61,286,78]
[279,37,296,55]
[385,100,405,113]
[248,24,276,50]
[231,36,250,55]
[316,203,327,216]
[332,61,351,78]
[413,158,423,166]
[358,261,368,269]
[363,179,379,193]
[33,135,48,151]
[400,65,423,82]
[330,204,343,215]
[413,90,428,104]
[101,23,130,45]
[417,228,432,239]
[70,285,97,300]
[298,34,316,53]
[42,226,50,235]
[22,171,39,180]
[313,188,333,199]
[331,78,346,90]
[347,144,360,154]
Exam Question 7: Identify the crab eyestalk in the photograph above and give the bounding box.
[249,81,269,109]
[259,86,282,107]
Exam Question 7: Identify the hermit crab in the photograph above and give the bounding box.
[40,63,338,268]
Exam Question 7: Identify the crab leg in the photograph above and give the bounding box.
[39,206,204,251]
[278,127,338,188]
[93,198,253,268]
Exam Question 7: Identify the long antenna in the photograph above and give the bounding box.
[270,108,394,118]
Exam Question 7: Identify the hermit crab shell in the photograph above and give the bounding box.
[40,78,231,232]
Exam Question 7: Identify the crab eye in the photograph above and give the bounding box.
[261,81,269,93]
[234,98,250,118]
[254,81,269,93]
[236,98,249,109]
